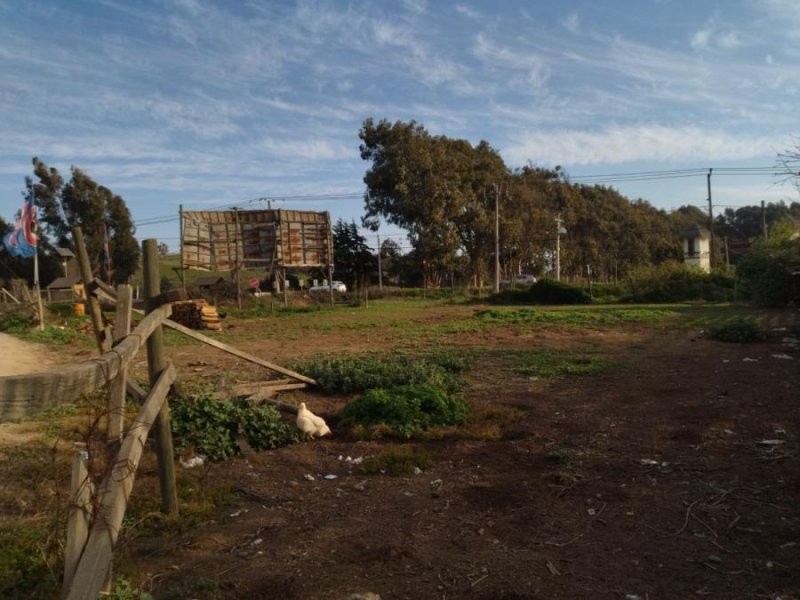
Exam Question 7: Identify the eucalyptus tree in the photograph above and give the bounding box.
[25,160,140,283]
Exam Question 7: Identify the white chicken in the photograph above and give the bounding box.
[296,402,331,439]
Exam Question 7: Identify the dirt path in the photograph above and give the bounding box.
[0,332,62,376]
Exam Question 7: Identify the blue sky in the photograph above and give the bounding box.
[1,0,798,252]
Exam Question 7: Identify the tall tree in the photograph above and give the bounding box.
[25,160,140,283]
[332,219,374,288]
[360,118,507,287]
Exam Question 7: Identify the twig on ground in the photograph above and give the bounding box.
[664,499,702,538]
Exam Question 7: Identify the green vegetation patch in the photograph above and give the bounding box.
[341,383,469,438]
[474,306,674,328]
[707,316,765,343]
[294,353,468,394]
[358,447,433,476]
[171,395,297,461]
[0,517,61,599]
[490,278,591,305]
[625,262,735,303]
[497,348,613,379]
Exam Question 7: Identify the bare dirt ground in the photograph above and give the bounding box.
[116,309,800,600]
[3,306,798,599]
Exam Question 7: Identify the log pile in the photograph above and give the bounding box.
[170,300,222,331]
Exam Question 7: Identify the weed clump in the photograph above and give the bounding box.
[358,447,433,476]
[341,383,468,438]
[707,318,764,343]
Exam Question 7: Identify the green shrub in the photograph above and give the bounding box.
[242,405,300,450]
[295,354,466,394]
[358,447,433,476]
[624,262,735,303]
[171,395,296,460]
[737,230,800,307]
[707,318,764,343]
[490,278,591,305]
[340,383,468,438]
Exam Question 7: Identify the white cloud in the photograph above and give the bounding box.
[454,5,482,20]
[690,18,746,50]
[561,12,580,34]
[503,125,776,167]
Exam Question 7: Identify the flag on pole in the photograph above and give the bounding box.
[102,222,112,283]
[3,189,38,258]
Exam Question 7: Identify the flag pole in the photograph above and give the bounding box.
[32,190,44,331]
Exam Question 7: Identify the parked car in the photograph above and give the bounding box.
[308,280,347,293]
[500,274,537,287]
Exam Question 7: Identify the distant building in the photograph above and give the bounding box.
[682,225,711,272]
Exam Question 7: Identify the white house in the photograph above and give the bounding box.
[681,225,711,272]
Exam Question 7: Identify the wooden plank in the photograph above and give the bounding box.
[64,363,176,600]
[157,317,317,385]
[233,381,307,396]
[0,304,171,422]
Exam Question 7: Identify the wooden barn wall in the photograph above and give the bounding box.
[181,209,331,271]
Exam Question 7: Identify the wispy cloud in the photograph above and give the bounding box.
[561,12,580,34]
[503,125,775,167]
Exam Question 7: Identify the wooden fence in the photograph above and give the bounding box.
[0,234,317,599]
[0,237,179,600]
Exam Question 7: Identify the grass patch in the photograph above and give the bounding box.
[294,352,468,394]
[474,306,676,328]
[357,447,433,476]
[485,348,615,379]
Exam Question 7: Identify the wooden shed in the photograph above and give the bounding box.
[46,275,85,303]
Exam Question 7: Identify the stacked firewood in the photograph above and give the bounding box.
[171,300,222,331]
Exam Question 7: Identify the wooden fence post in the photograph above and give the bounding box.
[142,239,179,515]
[73,227,111,353]
[107,284,133,442]
[62,446,93,598]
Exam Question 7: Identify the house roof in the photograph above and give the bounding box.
[54,247,75,258]
[47,275,83,289]
[681,225,710,239]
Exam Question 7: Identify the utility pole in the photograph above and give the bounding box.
[555,214,563,282]
[761,200,768,240]
[377,234,383,290]
[494,184,500,293]
[707,168,715,270]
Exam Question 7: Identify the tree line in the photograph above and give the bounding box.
[357,118,800,288]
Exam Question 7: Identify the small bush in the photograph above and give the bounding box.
[340,383,468,438]
[171,395,296,460]
[295,354,466,394]
[358,447,433,476]
[708,318,764,343]
[490,278,591,305]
